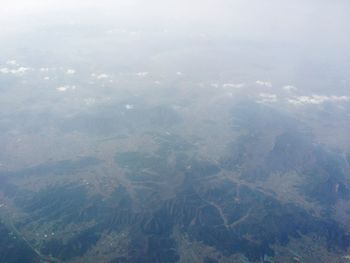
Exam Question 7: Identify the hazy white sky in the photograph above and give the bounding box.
[1,0,349,46]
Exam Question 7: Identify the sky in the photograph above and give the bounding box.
[1,0,349,95]
[1,0,350,148]
[1,0,349,46]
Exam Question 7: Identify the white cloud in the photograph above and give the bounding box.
[0,68,9,74]
[222,83,245,89]
[84,98,96,105]
[257,93,278,103]
[136,72,149,77]
[282,85,297,92]
[97,74,109,79]
[13,67,31,74]
[92,73,109,79]
[6,60,18,66]
[125,104,134,110]
[40,67,50,72]
[176,71,183,76]
[56,85,76,92]
[0,67,31,75]
[288,95,350,105]
[66,69,76,75]
[57,86,68,92]
[256,80,272,88]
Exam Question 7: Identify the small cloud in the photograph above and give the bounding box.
[222,83,245,89]
[66,69,76,75]
[0,67,31,75]
[56,85,77,92]
[257,93,278,103]
[97,74,109,79]
[13,67,31,74]
[125,104,134,110]
[0,68,9,74]
[288,95,350,105]
[256,80,272,88]
[211,83,219,89]
[6,60,18,66]
[40,68,50,72]
[154,81,161,85]
[282,85,297,92]
[92,73,109,80]
[136,72,149,77]
[176,71,183,76]
[44,76,50,80]
[57,86,68,92]
[84,98,96,105]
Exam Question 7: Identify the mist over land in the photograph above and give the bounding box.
[1,1,350,262]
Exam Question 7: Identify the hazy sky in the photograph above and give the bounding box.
[1,0,349,46]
